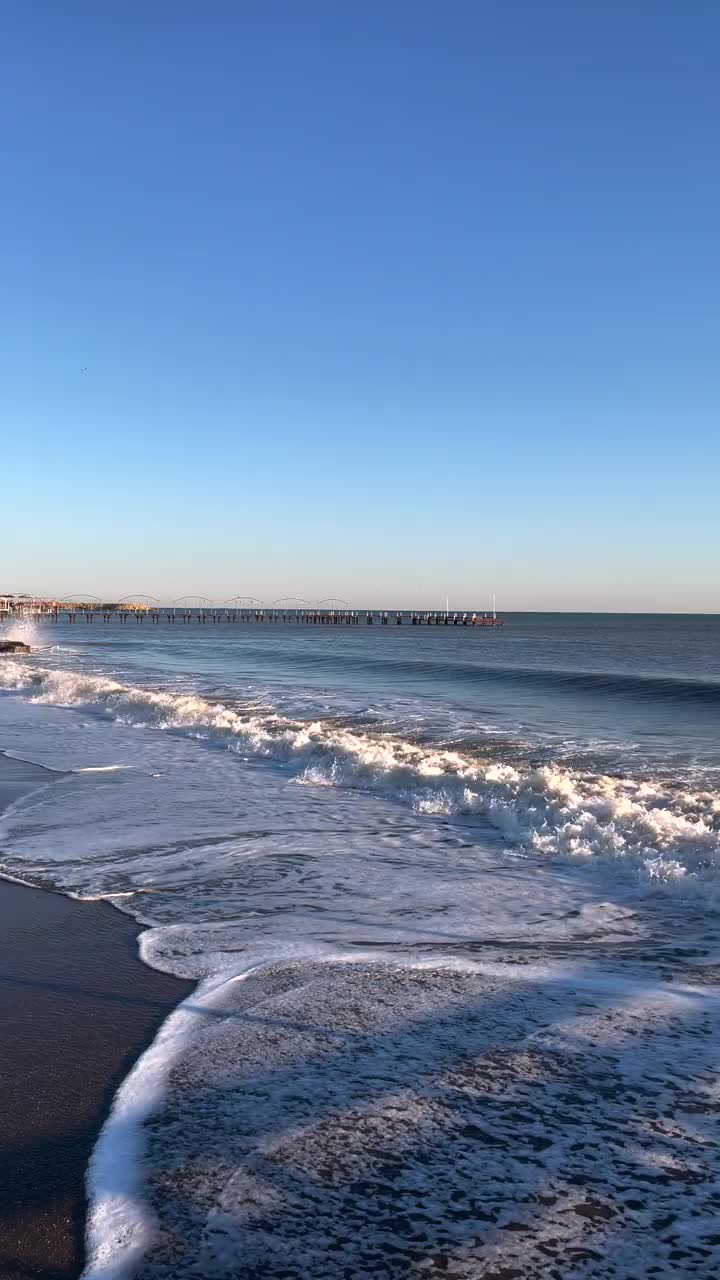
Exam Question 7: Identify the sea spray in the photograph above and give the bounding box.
[3,616,40,646]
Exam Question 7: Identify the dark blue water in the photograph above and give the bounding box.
[34,611,720,773]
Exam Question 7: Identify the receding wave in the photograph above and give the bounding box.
[2,659,720,901]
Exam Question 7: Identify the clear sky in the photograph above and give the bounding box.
[2,1,718,610]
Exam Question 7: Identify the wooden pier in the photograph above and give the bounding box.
[41,608,504,627]
[1,594,504,629]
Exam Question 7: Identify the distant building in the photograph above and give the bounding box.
[0,594,55,616]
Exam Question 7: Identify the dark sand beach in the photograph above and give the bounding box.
[0,752,192,1280]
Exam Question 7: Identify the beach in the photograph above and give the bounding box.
[0,616,719,1277]
[0,752,192,1280]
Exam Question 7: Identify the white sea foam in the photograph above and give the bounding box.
[73,765,134,773]
[82,971,225,1280]
[2,658,719,901]
[0,867,44,889]
[82,944,365,1279]
[84,954,720,1279]
[77,949,548,1278]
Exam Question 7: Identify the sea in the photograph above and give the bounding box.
[1,612,719,1280]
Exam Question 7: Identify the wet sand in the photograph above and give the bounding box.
[0,752,193,1279]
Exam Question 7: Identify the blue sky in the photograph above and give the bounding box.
[2,0,718,610]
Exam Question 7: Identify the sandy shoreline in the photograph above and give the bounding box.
[0,751,192,1279]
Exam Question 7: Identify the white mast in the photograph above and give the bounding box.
[492,593,496,620]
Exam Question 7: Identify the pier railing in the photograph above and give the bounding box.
[1,600,504,628]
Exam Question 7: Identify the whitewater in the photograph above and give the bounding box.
[1,614,719,1278]
[2,655,720,897]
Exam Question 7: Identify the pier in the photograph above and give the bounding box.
[0,595,505,629]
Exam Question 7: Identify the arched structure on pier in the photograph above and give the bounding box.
[270,596,313,607]
[173,596,213,608]
[315,597,351,608]
[118,594,160,606]
[58,593,103,605]
[223,596,266,607]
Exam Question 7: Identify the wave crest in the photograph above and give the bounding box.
[2,659,719,900]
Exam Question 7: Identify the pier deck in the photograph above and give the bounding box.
[2,605,504,628]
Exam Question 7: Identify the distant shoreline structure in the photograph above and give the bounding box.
[0,596,504,628]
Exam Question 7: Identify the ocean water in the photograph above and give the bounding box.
[1,613,719,1278]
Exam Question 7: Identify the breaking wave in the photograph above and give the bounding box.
[2,659,720,900]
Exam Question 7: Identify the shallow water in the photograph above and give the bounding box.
[1,613,719,1277]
